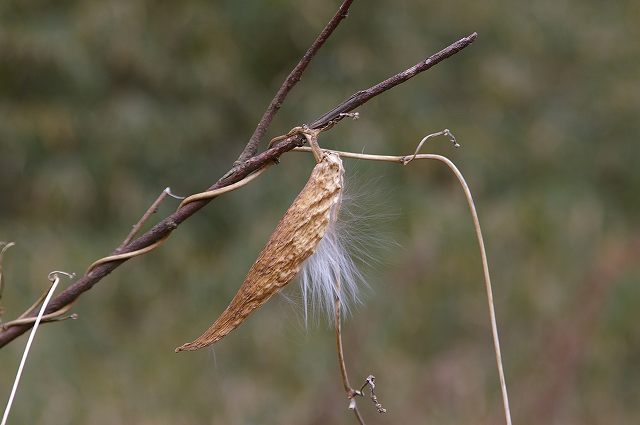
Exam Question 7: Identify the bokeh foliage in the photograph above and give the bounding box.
[1,0,639,424]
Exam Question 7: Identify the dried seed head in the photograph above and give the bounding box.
[176,152,344,352]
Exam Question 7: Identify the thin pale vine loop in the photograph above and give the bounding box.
[294,131,513,425]
[405,128,460,164]
[1,268,78,329]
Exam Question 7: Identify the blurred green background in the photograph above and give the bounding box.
[1,0,639,424]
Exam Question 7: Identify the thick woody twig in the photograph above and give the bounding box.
[235,0,356,165]
[309,32,477,129]
[0,32,477,349]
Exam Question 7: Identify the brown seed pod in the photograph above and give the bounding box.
[176,152,344,352]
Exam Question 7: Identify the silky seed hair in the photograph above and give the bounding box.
[299,195,363,323]
[298,167,391,323]
[176,151,345,352]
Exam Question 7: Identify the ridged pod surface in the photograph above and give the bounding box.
[176,152,344,351]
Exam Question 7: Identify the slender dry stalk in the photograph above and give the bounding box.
[295,132,513,425]
[1,272,73,425]
[118,188,184,250]
[1,301,74,329]
[334,275,368,425]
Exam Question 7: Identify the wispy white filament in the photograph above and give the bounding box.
[300,209,364,323]
[298,169,389,324]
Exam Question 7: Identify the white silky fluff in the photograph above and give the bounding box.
[299,200,363,323]
[298,171,392,324]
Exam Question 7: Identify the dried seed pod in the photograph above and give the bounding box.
[176,152,344,352]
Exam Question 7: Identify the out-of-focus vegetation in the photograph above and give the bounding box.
[1,0,639,424]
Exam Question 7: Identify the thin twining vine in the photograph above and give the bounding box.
[0,243,76,329]
[334,271,387,425]
[307,131,512,425]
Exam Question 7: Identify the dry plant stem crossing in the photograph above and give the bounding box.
[235,0,356,164]
[0,32,477,349]
[296,143,513,425]
[334,276,367,425]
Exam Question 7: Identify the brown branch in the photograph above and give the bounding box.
[235,0,356,165]
[0,32,478,349]
[309,32,478,129]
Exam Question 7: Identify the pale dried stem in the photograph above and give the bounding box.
[334,275,366,425]
[2,304,74,329]
[335,279,351,393]
[296,135,513,425]
[1,272,73,425]
[352,406,366,425]
[178,164,272,210]
[118,188,179,250]
[86,237,169,275]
